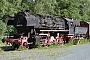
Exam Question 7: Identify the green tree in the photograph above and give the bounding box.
[56,0,90,21]
[0,0,29,36]
[78,0,90,21]
[32,0,57,16]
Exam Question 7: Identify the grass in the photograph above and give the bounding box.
[79,39,90,44]
[18,46,26,51]
[0,39,90,51]
[37,43,69,50]
[37,39,90,49]
[0,41,6,46]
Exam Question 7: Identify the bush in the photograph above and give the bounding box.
[0,20,6,37]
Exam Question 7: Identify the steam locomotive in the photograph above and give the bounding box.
[2,10,88,49]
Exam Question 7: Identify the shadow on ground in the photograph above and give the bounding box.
[0,46,15,51]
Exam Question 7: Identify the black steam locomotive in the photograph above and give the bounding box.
[3,10,88,49]
[5,10,70,49]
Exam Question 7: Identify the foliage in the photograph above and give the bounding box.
[0,0,29,36]
[80,39,90,44]
[0,20,6,36]
[6,26,17,36]
[26,0,90,21]
[18,46,26,51]
[56,0,90,21]
[33,0,57,15]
